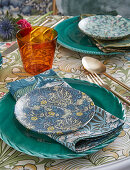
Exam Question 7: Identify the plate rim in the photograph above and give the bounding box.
[0,78,125,159]
[55,16,123,55]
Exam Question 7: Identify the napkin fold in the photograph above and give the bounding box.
[7,69,124,153]
[49,106,123,152]
[92,35,130,53]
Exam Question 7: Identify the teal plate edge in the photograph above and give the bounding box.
[55,16,124,56]
[0,78,125,159]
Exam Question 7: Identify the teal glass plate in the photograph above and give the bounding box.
[0,78,125,159]
[55,16,123,55]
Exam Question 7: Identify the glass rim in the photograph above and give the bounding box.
[16,26,58,44]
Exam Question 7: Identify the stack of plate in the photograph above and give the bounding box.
[78,15,130,53]
[55,15,130,55]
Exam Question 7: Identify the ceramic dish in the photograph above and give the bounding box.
[55,16,123,55]
[14,86,95,135]
[0,78,125,159]
[78,15,129,40]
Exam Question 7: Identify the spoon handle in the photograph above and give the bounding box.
[103,72,130,91]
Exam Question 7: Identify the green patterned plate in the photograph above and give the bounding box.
[78,15,129,40]
[0,79,125,159]
[55,16,123,55]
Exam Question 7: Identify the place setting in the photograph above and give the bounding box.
[0,68,125,159]
[0,13,128,160]
[55,14,130,55]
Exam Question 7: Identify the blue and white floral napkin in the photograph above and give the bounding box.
[7,69,70,101]
[49,106,123,152]
[7,69,124,153]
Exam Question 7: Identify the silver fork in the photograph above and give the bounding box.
[87,72,130,105]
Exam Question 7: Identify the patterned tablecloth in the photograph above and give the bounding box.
[0,15,130,170]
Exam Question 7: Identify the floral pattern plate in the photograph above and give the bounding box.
[78,15,129,40]
[14,86,95,135]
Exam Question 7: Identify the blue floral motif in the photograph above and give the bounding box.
[14,86,95,134]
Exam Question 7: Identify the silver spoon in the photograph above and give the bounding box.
[82,56,130,91]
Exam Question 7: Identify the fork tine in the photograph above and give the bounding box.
[94,73,104,85]
[87,74,98,84]
[91,73,102,86]
[87,72,102,86]
[87,75,93,83]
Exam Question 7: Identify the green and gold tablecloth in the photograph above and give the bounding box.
[0,15,130,170]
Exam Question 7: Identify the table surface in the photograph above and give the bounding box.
[0,15,130,170]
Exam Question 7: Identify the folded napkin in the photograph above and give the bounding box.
[49,106,123,152]
[7,69,124,153]
[92,35,130,53]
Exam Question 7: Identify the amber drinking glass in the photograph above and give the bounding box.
[16,26,57,75]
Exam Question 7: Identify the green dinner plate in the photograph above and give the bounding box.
[0,78,125,159]
[55,16,122,55]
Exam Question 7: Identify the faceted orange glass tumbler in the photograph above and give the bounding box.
[16,26,58,75]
